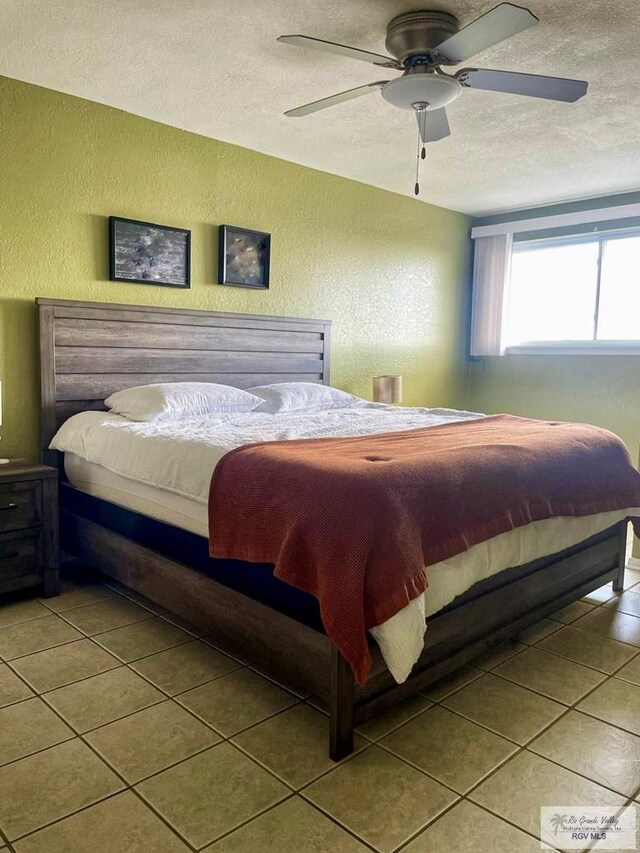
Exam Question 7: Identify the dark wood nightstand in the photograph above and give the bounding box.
[0,461,59,598]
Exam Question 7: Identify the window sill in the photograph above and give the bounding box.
[505,342,640,356]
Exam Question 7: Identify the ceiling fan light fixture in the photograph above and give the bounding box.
[381,72,462,111]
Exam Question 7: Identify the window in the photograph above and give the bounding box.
[504,231,640,350]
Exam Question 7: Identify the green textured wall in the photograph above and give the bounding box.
[0,75,471,460]
[468,356,640,460]
[468,193,640,460]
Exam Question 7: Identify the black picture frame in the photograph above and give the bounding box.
[218,225,270,289]
[109,216,191,288]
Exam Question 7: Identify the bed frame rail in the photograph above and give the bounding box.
[59,492,628,761]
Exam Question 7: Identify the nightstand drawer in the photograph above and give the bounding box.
[0,481,42,532]
[0,529,43,594]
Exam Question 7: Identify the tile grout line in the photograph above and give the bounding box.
[388,796,467,853]
[10,785,200,853]
[3,645,631,851]
[6,633,242,702]
[351,604,640,847]
[422,655,640,831]
[296,784,418,853]
[1,690,202,853]
[3,575,640,850]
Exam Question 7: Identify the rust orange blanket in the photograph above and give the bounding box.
[208,415,640,683]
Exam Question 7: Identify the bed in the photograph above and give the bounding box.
[38,297,632,759]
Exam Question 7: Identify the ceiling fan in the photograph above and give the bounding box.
[277,3,588,194]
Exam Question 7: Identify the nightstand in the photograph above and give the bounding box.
[0,461,59,598]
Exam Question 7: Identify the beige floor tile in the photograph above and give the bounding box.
[234,704,366,789]
[615,655,640,686]
[470,751,625,839]
[0,663,32,707]
[13,790,190,853]
[131,640,240,695]
[583,583,619,605]
[381,705,517,794]
[104,582,167,614]
[304,694,328,715]
[159,611,207,637]
[92,616,191,662]
[39,580,115,613]
[356,695,432,741]
[0,738,123,841]
[578,677,640,736]
[86,700,220,783]
[473,640,526,670]
[44,666,164,733]
[530,710,640,797]
[626,567,640,584]
[419,664,483,702]
[202,636,254,665]
[403,800,543,853]
[536,625,638,673]
[248,663,310,699]
[442,673,564,744]
[136,742,288,849]
[0,599,50,629]
[203,796,369,853]
[62,597,152,635]
[551,600,595,623]
[517,618,563,645]
[0,615,82,661]
[10,639,120,693]
[493,646,606,705]
[178,668,298,736]
[0,697,73,765]
[604,589,640,618]
[574,608,640,646]
[304,746,457,853]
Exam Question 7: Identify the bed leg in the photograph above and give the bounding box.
[329,646,355,762]
[613,522,629,592]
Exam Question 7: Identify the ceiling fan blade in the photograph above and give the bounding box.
[284,82,388,117]
[278,35,401,69]
[457,68,588,102]
[436,3,538,64]
[417,108,451,143]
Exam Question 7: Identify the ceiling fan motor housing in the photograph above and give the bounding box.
[385,11,459,62]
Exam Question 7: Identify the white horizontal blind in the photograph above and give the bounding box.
[470,233,513,356]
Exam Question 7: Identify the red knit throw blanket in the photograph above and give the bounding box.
[208,415,640,683]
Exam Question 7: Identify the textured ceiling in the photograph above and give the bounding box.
[0,0,638,214]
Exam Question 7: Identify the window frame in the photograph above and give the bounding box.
[504,227,640,355]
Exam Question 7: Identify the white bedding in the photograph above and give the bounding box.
[52,404,483,504]
[52,406,639,683]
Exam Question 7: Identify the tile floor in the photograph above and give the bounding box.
[0,565,639,852]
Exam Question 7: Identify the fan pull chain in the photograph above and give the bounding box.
[415,119,421,196]
[414,108,427,196]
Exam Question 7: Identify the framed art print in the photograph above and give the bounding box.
[109,216,191,288]
[218,225,270,289]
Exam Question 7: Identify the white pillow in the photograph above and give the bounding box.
[105,382,263,422]
[248,382,362,413]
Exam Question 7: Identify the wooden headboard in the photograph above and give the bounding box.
[38,298,331,460]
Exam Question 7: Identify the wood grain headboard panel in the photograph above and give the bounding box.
[38,298,331,459]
